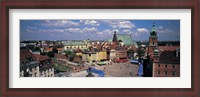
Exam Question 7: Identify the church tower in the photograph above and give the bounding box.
[112,31,118,42]
[111,31,118,49]
[148,22,158,55]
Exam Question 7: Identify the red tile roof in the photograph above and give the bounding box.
[159,46,180,51]
[54,54,67,60]
[159,50,180,64]
[33,54,50,62]
[20,49,36,63]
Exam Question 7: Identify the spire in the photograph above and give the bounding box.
[150,22,157,36]
[112,31,118,42]
[152,22,156,32]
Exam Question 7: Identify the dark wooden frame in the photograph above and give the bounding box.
[0,0,199,97]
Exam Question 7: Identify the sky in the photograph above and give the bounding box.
[20,20,180,41]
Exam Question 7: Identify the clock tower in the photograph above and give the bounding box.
[148,22,158,55]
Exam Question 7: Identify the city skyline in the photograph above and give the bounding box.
[20,20,180,41]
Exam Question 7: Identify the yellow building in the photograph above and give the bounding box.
[82,52,96,63]
[96,51,107,61]
[82,51,107,63]
[63,41,87,50]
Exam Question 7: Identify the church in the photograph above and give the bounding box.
[109,31,138,60]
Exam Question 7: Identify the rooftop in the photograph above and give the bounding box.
[33,54,50,62]
[20,49,37,63]
[116,34,138,48]
[159,50,180,64]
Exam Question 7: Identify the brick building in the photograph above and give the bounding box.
[153,49,180,77]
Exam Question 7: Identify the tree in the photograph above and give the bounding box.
[47,51,54,58]
[40,52,46,55]
[137,46,143,60]
[52,47,58,54]
[64,50,74,56]
[64,50,75,61]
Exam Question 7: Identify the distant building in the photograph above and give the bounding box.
[82,51,107,63]
[116,34,137,47]
[109,31,137,60]
[115,50,127,59]
[108,31,138,47]
[63,41,87,50]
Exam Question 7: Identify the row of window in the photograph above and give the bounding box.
[158,64,176,68]
[157,71,176,76]
[66,46,86,49]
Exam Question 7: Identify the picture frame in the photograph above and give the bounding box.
[1,0,199,97]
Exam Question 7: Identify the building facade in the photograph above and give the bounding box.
[20,49,40,77]
[153,50,180,77]
[63,41,87,50]
[20,49,54,77]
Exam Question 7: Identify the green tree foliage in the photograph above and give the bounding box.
[52,47,58,54]
[47,51,54,58]
[54,63,70,72]
[64,50,76,61]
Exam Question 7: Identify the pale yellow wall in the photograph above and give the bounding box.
[96,51,107,61]
[64,45,87,50]
[76,52,82,56]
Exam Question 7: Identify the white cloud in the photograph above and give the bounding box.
[122,29,133,34]
[100,29,113,35]
[65,28,83,33]
[81,20,100,26]
[118,21,135,29]
[158,29,173,33]
[137,28,149,33]
[102,20,135,29]
[27,27,65,33]
[82,27,98,33]
[42,20,80,27]
[131,28,149,36]
[157,26,173,33]
[158,26,163,29]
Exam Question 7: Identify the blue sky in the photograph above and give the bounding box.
[20,20,180,41]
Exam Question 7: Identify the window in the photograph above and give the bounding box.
[165,65,167,68]
[172,71,176,76]
[158,64,160,67]
[172,65,175,68]
[165,71,167,76]
[157,71,160,75]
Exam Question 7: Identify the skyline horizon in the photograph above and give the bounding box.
[20,20,180,41]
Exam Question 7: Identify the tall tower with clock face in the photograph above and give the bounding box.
[148,22,158,55]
